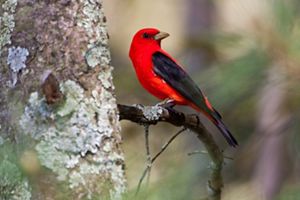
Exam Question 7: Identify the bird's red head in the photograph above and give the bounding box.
[129,28,169,60]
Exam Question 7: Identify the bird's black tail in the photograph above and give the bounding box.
[211,114,238,147]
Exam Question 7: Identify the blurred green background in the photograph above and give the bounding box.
[104,0,300,199]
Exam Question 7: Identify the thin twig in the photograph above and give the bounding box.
[135,125,151,195]
[188,150,233,160]
[187,150,208,156]
[135,164,150,195]
[151,127,187,163]
[136,127,187,195]
[144,125,151,185]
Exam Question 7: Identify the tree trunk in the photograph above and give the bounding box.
[0,0,126,199]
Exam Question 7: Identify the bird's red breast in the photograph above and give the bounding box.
[129,28,187,103]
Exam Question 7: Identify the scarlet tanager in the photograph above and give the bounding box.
[129,28,238,147]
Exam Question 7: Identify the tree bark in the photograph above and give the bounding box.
[0,0,126,199]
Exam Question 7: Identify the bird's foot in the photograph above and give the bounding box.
[189,113,200,126]
[155,98,176,108]
[133,103,145,110]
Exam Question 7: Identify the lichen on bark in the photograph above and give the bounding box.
[7,46,29,86]
[20,79,125,198]
[0,0,18,55]
[0,0,126,199]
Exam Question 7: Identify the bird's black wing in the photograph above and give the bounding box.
[152,51,207,112]
[152,51,238,146]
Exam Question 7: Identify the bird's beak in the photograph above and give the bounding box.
[154,32,170,41]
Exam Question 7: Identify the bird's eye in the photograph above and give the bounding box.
[143,33,151,39]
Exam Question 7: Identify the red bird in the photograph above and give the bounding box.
[129,28,238,147]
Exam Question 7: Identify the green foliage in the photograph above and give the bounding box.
[0,143,31,200]
[124,164,201,200]
[277,184,300,200]
[0,159,22,199]
[205,49,269,109]
[273,0,295,34]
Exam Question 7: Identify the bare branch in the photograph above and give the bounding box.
[136,127,187,195]
[135,124,152,195]
[118,104,225,200]
[151,127,187,163]
[144,125,151,185]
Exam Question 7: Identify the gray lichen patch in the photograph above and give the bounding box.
[0,0,18,55]
[85,44,111,68]
[6,46,29,86]
[1,0,18,12]
[77,0,111,69]
[20,80,126,199]
[7,46,29,72]
[77,0,109,46]
[139,105,164,121]
[98,67,114,89]
[19,92,53,139]
[10,180,32,200]
[57,80,84,117]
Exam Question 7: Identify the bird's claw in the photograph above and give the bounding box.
[133,103,145,110]
[155,98,176,108]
